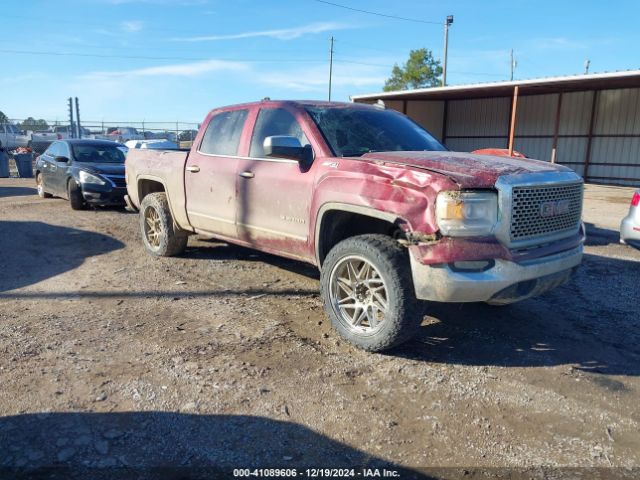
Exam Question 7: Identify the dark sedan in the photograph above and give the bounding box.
[35,140,127,210]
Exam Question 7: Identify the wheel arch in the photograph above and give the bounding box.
[315,203,407,266]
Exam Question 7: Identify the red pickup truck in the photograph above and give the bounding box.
[125,100,584,351]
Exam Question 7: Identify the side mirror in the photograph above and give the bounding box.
[54,156,69,163]
[263,136,313,165]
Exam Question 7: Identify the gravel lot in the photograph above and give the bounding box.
[0,178,638,479]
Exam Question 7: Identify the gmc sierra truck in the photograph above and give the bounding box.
[125,100,585,351]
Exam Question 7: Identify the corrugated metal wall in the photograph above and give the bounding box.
[355,87,640,186]
[445,97,510,152]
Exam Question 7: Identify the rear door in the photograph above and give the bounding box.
[235,106,316,260]
[49,142,71,194]
[184,108,249,238]
[40,142,63,195]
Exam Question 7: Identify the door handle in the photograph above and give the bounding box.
[186,165,200,173]
[239,171,255,179]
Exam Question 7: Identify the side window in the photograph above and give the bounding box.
[59,143,71,158]
[46,143,60,157]
[199,109,248,156]
[250,108,309,158]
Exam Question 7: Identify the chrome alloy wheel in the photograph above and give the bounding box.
[36,175,44,196]
[329,255,389,334]
[144,206,162,248]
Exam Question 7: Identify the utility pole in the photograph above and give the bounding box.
[328,36,334,101]
[67,97,75,139]
[510,49,517,81]
[74,97,81,139]
[442,15,454,86]
[584,59,590,74]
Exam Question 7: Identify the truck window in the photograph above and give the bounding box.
[250,108,309,158]
[199,109,248,156]
[305,105,446,157]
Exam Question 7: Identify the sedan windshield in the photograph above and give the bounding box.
[305,106,446,157]
[72,144,126,163]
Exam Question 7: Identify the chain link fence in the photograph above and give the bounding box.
[1,119,200,177]
[1,119,200,155]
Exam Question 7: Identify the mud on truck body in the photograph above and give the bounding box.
[125,100,584,351]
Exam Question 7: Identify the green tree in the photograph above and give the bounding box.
[383,48,443,92]
[0,111,8,124]
[20,117,49,132]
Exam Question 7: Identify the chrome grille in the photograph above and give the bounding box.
[510,183,583,241]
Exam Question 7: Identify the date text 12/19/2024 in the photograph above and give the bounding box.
[233,468,401,478]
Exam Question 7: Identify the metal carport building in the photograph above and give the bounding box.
[351,70,640,187]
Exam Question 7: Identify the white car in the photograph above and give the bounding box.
[0,124,29,149]
[124,139,178,150]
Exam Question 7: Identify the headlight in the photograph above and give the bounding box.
[79,170,106,185]
[436,191,498,237]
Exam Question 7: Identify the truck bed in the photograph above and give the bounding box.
[125,148,191,228]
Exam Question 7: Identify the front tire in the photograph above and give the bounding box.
[68,180,85,210]
[36,173,52,198]
[320,234,422,352]
[139,192,188,257]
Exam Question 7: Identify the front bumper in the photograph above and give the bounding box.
[81,186,126,205]
[410,244,583,304]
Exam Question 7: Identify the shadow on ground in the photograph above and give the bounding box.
[0,221,124,292]
[396,253,640,377]
[584,222,621,246]
[0,186,37,198]
[0,412,430,480]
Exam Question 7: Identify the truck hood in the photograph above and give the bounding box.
[360,151,573,188]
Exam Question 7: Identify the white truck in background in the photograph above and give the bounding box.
[0,124,29,149]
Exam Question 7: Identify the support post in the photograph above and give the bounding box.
[550,92,563,163]
[584,90,599,182]
[508,86,519,156]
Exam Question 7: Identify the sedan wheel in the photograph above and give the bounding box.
[36,173,52,198]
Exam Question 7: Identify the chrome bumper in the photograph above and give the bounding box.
[410,245,583,304]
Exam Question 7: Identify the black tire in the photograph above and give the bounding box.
[68,179,86,210]
[139,192,188,257]
[320,234,422,352]
[36,173,52,198]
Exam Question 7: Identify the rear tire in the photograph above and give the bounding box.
[320,234,422,352]
[68,180,85,210]
[140,192,188,257]
[36,173,52,198]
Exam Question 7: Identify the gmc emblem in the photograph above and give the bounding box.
[540,199,570,217]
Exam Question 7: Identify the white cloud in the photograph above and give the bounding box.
[171,22,347,42]
[83,58,249,80]
[121,20,144,32]
[257,63,386,92]
[532,37,587,50]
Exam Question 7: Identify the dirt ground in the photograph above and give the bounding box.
[0,178,638,479]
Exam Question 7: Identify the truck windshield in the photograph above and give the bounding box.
[305,106,446,157]
[72,144,126,163]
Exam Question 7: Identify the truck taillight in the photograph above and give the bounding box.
[632,192,640,207]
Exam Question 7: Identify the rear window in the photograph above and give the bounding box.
[199,109,248,156]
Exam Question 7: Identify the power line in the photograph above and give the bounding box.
[312,0,442,25]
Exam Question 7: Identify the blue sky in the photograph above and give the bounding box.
[1,0,638,123]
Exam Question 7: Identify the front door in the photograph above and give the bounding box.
[235,107,316,260]
[184,108,249,239]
